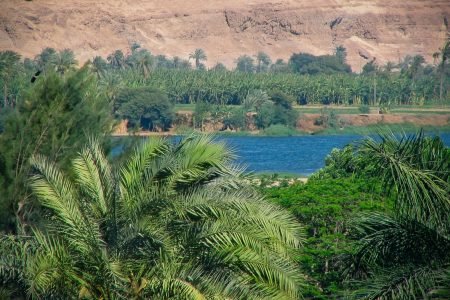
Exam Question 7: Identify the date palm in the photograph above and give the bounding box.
[0,135,304,299]
[107,50,126,70]
[189,49,207,70]
[343,131,450,299]
[255,52,272,73]
[55,49,78,75]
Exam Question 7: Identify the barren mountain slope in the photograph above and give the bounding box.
[1,0,449,71]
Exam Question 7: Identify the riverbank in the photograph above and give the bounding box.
[112,123,450,137]
[113,111,450,137]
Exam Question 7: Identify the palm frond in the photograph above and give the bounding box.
[30,155,102,253]
[360,131,450,230]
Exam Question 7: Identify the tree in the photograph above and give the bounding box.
[126,49,153,78]
[107,50,125,69]
[193,100,210,130]
[55,49,78,75]
[0,135,304,299]
[210,62,227,72]
[289,52,351,75]
[0,67,114,233]
[254,92,298,129]
[35,47,58,71]
[342,131,450,299]
[189,48,207,70]
[436,40,450,102]
[236,55,255,73]
[255,52,272,72]
[270,59,290,73]
[116,87,174,131]
[243,90,270,112]
[0,51,21,108]
[335,45,347,64]
[91,56,108,78]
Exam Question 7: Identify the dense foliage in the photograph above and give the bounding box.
[263,178,391,298]
[0,135,304,299]
[0,67,114,233]
[115,87,174,131]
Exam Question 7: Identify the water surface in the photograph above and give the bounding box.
[114,133,450,175]
[215,133,450,175]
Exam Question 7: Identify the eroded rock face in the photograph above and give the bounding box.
[0,0,448,71]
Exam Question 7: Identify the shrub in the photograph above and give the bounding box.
[358,104,370,114]
[263,124,298,136]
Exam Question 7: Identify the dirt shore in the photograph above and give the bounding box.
[112,113,450,136]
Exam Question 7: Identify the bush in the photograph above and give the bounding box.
[358,104,370,114]
[223,107,246,130]
[314,107,340,128]
[263,124,298,136]
[255,92,298,129]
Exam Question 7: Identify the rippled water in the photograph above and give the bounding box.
[214,133,450,175]
[113,133,450,175]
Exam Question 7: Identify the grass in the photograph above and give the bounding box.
[317,124,450,135]
[174,103,196,112]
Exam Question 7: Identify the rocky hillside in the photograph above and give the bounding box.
[1,0,449,71]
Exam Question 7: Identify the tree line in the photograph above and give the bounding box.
[1,41,449,115]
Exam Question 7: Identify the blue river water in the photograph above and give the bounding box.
[113,133,450,175]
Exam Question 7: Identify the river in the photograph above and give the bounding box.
[113,133,450,175]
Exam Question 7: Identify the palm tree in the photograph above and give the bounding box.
[0,135,304,299]
[0,50,21,108]
[55,49,78,75]
[35,47,58,71]
[131,49,153,78]
[255,52,272,73]
[243,89,270,112]
[342,131,450,299]
[236,55,255,73]
[107,50,126,69]
[91,56,108,78]
[189,49,207,70]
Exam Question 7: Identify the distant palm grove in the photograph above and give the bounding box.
[0,40,450,299]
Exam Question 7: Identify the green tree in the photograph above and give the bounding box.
[436,40,450,102]
[335,46,347,64]
[0,67,114,233]
[91,56,108,78]
[116,87,174,131]
[127,49,153,78]
[342,131,450,299]
[35,47,58,71]
[55,49,78,75]
[107,50,126,69]
[255,52,272,72]
[0,51,21,108]
[193,100,211,131]
[243,89,270,112]
[189,48,207,70]
[210,62,227,72]
[0,135,304,299]
[270,59,290,73]
[236,55,255,73]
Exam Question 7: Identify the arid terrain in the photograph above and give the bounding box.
[1,0,449,71]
